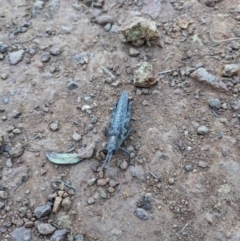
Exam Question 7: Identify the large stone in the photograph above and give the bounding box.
[217,184,231,194]
[119,17,160,46]
[0,190,8,199]
[33,1,45,10]
[11,227,32,241]
[133,62,156,87]
[77,142,95,159]
[49,0,60,14]
[190,68,227,91]
[9,143,24,158]
[34,204,51,218]
[208,98,221,109]
[61,197,72,211]
[50,229,67,241]
[142,0,161,19]
[222,64,240,77]
[52,197,62,213]
[129,47,140,57]
[95,15,114,25]
[49,48,62,56]
[134,208,149,220]
[130,165,146,181]
[197,125,209,135]
[37,223,56,235]
[57,215,72,229]
[75,235,85,241]
[8,50,25,65]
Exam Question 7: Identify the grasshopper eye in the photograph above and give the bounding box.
[103,149,108,155]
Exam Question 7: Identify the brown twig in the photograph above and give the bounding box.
[209,30,240,43]
[101,65,116,80]
[157,69,174,75]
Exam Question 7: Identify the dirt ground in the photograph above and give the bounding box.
[1,0,240,240]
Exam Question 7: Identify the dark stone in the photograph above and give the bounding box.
[67,80,78,90]
[34,204,51,219]
[11,110,22,118]
[134,208,149,220]
[184,164,193,172]
[230,99,239,111]
[0,44,8,53]
[49,48,62,56]
[204,0,215,7]
[41,53,51,62]
[50,229,67,241]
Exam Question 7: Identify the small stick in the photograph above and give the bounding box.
[163,52,173,62]
[180,223,188,233]
[25,147,40,153]
[209,30,240,43]
[51,180,77,192]
[14,36,37,44]
[71,119,80,125]
[151,198,168,207]
[101,65,116,80]
[157,69,174,75]
[149,171,158,179]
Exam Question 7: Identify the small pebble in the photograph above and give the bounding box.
[49,121,59,131]
[197,125,209,135]
[62,197,72,211]
[104,23,112,32]
[34,204,51,219]
[49,47,62,56]
[52,197,62,213]
[25,221,34,228]
[2,98,9,104]
[11,110,22,118]
[0,73,9,80]
[0,190,8,199]
[37,223,56,235]
[50,229,67,241]
[129,47,140,57]
[142,100,149,106]
[168,178,175,185]
[107,187,115,193]
[72,133,81,141]
[99,188,107,199]
[134,208,149,220]
[87,197,95,204]
[41,53,51,62]
[208,98,221,109]
[13,128,21,134]
[198,161,208,168]
[67,80,78,90]
[97,179,108,186]
[87,177,97,186]
[120,160,128,170]
[5,159,12,168]
[221,147,227,157]
[0,202,5,209]
[109,179,117,187]
[184,164,193,172]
